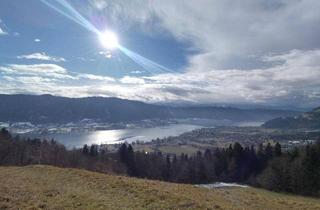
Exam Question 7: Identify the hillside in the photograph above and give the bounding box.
[0,94,298,124]
[0,166,319,210]
[0,94,169,124]
[263,107,320,129]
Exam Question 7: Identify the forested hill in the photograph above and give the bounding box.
[0,94,298,124]
[0,94,168,124]
[262,107,320,129]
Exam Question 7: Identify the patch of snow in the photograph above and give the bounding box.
[11,122,35,128]
[196,182,248,189]
[0,122,9,128]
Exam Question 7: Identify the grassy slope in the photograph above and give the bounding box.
[0,166,319,210]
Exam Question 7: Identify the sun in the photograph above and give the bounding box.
[99,30,119,50]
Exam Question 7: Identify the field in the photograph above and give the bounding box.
[0,165,319,210]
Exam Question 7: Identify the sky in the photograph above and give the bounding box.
[0,0,320,109]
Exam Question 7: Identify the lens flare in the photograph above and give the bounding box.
[99,30,119,50]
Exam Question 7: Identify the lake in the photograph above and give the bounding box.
[22,124,203,148]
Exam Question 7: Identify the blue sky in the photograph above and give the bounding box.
[1,0,320,109]
[0,0,189,77]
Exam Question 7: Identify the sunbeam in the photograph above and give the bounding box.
[40,0,100,34]
[119,46,175,74]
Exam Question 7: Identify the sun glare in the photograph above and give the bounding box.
[99,30,119,50]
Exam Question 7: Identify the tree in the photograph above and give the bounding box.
[274,142,282,157]
[126,145,137,176]
[1,128,9,136]
[162,155,171,181]
[265,143,273,159]
[257,157,291,192]
[248,145,259,175]
[118,143,128,163]
[89,144,98,157]
[82,144,89,155]
[228,142,244,182]
[300,144,320,194]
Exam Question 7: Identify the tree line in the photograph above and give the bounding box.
[0,128,125,174]
[1,127,320,196]
[117,142,280,184]
[118,141,320,196]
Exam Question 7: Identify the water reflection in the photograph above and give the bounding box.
[23,124,202,148]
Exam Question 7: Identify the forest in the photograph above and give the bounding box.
[1,128,319,196]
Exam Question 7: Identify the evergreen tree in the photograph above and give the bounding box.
[126,145,137,176]
[118,143,128,163]
[265,143,273,159]
[82,144,89,155]
[89,144,98,157]
[274,142,282,157]
[162,155,171,181]
[1,128,9,136]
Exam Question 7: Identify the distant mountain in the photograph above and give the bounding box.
[0,94,169,124]
[168,106,298,122]
[262,107,320,129]
[0,94,299,124]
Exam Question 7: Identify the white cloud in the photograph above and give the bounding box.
[0,63,119,84]
[131,71,143,74]
[89,0,320,71]
[0,64,74,80]
[76,73,115,82]
[3,75,55,84]
[1,49,320,108]
[0,27,7,35]
[120,76,145,84]
[0,19,7,35]
[17,52,66,62]
[0,64,67,74]
[89,0,108,10]
[99,51,112,59]
[34,39,41,42]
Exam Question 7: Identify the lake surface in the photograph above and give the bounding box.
[23,124,202,148]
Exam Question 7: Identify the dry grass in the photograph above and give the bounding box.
[133,144,206,155]
[0,165,319,210]
[157,145,200,155]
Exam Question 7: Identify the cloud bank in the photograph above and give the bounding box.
[1,49,320,108]
[82,0,320,108]
[88,0,320,71]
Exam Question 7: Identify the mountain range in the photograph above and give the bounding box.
[0,94,299,124]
